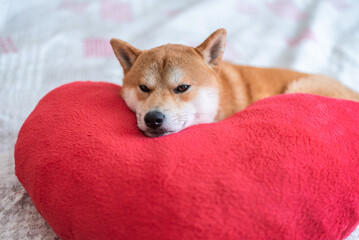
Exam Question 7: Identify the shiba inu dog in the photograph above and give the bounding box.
[110,29,359,137]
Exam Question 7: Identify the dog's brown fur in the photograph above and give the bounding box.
[217,63,359,120]
[111,28,359,136]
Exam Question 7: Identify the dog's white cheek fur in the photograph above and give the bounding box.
[122,88,147,130]
[122,88,138,112]
[160,88,219,132]
[160,87,219,132]
[190,87,219,126]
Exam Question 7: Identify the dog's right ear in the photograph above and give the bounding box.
[195,29,226,72]
[110,39,142,73]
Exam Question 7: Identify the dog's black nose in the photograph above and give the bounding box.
[144,111,165,129]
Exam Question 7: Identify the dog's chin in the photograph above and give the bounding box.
[139,120,190,137]
[143,129,177,138]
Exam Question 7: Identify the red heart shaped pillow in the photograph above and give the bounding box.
[15,82,359,240]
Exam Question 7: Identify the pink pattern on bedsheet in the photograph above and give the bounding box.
[59,0,89,14]
[0,37,17,54]
[267,0,305,20]
[83,38,113,57]
[165,8,183,17]
[101,0,133,22]
[287,29,316,47]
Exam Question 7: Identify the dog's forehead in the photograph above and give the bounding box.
[143,65,183,86]
[139,44,199,85]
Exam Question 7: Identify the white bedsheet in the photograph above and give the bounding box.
[1,0,358,239]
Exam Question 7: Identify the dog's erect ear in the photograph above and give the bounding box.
[195,29,226,70]
[110,39,142,73]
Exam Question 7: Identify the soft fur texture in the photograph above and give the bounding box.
[111,29,359,137]
[15,82,359,240]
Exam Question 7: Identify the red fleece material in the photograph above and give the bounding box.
[15,82,359,240]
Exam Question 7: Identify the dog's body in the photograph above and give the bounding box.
[111,29,359,137]
[217,63,359,120]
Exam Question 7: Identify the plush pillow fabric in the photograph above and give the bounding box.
[15,81,359,240]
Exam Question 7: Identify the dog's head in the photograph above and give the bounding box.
[110,29,226,137]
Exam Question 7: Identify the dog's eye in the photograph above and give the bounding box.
[174,85,191,94]
[139,85,150,93]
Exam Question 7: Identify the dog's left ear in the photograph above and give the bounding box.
[110,39,142,74]
[195,28,226,71]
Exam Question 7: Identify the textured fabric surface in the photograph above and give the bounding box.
[15,82,359,240]
[1,0,359,239]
